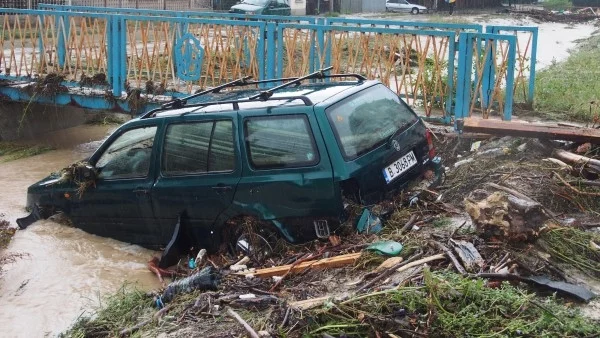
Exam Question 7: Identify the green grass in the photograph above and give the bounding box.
[61,285,154,338]
[541,0,572,10]
[310,269,600,337]
[532,34,600,122]
[0,142,54,162]
[426,14,472,25]
[539,227,600,277]
[432,217,452,228]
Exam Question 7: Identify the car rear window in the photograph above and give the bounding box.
[162,120,235,175]
[326,85,418,160]
[245,115,319,169]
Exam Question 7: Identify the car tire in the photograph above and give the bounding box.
[411,7,419,14]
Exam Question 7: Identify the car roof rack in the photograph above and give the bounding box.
[140,67,366,119]
[249,66,365,101]
[152,96,314,118]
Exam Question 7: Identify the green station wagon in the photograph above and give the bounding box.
[19,69,443,264]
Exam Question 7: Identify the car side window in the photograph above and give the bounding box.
[245,115,319,169]
[95,126,157,180]
[162,120,235,176]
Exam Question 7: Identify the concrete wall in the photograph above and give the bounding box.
[340,0,361,13]
[0,103,86,141]
[340,0,385,13]
[290,0,306,15]
[362,0,385,12]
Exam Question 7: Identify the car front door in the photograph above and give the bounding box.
[68,122,162,248]
[151,114,241,247]
[387,0,400,11]
[399,0,411,12]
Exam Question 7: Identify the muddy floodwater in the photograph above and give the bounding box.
[0,125,161,338]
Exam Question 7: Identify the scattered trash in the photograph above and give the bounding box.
[194,248,207,267]
[477,273,596,302]
[449,239,484,273]
[161,267,219,303]
[366,241,403,256]
[356,209,383,234]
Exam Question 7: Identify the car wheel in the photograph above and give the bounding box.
[411,7,419,14]
[235,232,273,262]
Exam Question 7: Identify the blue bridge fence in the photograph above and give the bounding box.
[0,5,538,124]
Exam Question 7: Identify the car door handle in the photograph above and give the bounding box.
[212,185,232,192]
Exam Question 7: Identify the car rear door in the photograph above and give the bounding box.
[233,106,337,241]
[150,113,242,245]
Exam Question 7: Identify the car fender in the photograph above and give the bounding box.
[214,201,296,242]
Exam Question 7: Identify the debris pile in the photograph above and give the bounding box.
[510,8,599,23]
[0,214,17,275]
[63,134,600,337]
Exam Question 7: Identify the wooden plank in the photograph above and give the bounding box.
[237,253,362,278]
[375,256,403,273]
[462,118,600,143]
[289,296,331,311]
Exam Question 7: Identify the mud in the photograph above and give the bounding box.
[0,124,160,338]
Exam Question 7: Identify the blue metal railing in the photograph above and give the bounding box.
[486,25,538,105]
[324,16,483,35]
[454,32,517,122]
[0,7,537,121]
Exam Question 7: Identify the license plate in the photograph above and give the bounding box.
[382,151,417,184]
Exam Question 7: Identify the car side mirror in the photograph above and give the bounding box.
[73,163,98,183]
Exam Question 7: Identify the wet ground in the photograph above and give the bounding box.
[0,125,160,338]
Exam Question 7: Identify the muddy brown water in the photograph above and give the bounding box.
[0,125,160,338]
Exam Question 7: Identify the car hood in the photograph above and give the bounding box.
[230,4,263,13]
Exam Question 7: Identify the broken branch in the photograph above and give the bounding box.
[553,172,600,196]
[227,308,260,338]
[432,241,467,275]
[119,305,170,337]
[400,214,418,234]
[554,149,600,173]
[356,253,423,293]
[395,253,446,273]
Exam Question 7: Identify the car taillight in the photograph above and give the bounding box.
[425,129,436,159]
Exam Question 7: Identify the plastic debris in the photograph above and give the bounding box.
[366,241,403,256]
[161,267,219,303]
[356,209,383,234]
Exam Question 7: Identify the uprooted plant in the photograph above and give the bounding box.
[56,161,98,198]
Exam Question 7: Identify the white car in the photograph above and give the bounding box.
[385,0,428,14]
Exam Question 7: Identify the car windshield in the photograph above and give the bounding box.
[241,0,269,5]
[326,85,418,160]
